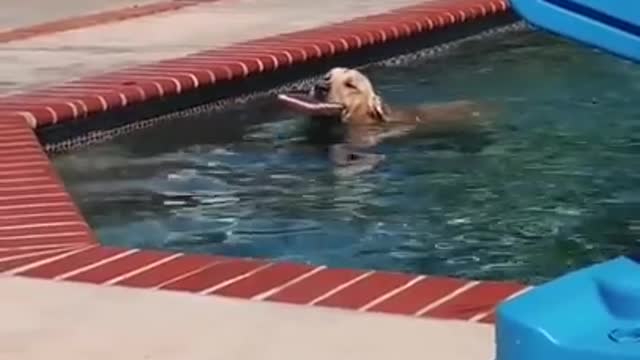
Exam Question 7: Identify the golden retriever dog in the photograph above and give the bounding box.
[306,67,493,174]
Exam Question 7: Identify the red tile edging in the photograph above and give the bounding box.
[0,0,529,323]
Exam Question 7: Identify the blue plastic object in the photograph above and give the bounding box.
[510,0,640,63]
[496,255,640,360]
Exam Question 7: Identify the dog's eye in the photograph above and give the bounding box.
[344,81,357,89]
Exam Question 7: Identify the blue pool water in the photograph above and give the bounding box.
[53,30,640,284]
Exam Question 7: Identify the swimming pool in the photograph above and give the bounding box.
[52,30,640,285]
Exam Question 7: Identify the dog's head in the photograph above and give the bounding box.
[312,67,388,124]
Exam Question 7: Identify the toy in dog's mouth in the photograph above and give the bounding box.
[277,82,343,117]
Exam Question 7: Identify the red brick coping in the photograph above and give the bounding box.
[0,0,530,323]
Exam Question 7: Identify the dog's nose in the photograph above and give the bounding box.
[318,72,331,88]
[314,81,329,92]
[310,77,330,99]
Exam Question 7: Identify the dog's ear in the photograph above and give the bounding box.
[368,94,389,122]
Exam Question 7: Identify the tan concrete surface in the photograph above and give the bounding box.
[0,0,433,95]
[0,0,162,31]
[0,276,494,360]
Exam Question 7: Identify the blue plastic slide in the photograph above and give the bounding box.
[497,2,640,359]
[496,254,640,360]
[510,0,640,62]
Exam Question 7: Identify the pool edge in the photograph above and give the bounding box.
[0,0,529,324]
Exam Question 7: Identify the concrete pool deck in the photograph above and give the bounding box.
[0,0,529,358]
[1,0,488,95]
[2,276,496,360]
